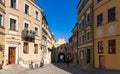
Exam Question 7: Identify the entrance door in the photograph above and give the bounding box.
[9,47,16,64]
[87,49,90,64]
[99,55,105,69]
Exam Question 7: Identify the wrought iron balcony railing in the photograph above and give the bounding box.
[22,29,35,42]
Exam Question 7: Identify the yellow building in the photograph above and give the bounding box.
[3,0,43,68]
[94,0,120,70]
[0,0,5,67]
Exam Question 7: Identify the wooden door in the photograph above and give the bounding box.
[99,55,105,69]
[9,47,16,64]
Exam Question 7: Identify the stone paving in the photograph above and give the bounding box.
[0,63,120,74]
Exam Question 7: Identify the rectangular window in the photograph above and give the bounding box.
[35,27,38,36]
[10,18,16,30]
[79,37,81,43]
[79,23,81,29]
[23,42,29,54]
[34,44,38,54]
[87,32,90,40]
[82,35,85,42]
[0,14,3,26]
[35,11,38,19]
[108,40,116,54]
[87,13,90,23]
[25,4,29,14]
[97,13,103,27]
[24,23,29,30]
[98,41,103,53]
[81,20,84,28]
[108,7,116,23]
[10,0,16,8]
[80,50,84,59]
[97,0,101,3]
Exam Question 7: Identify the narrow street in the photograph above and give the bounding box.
[0,63,120,74]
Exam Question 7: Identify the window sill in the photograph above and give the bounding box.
[9,29,18,32]
[106,19,117,24]
[10,7,19,11]
[25,13,31,17]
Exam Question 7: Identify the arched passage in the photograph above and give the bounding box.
[58,53,65,62]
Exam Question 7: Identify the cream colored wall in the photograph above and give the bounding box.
[94,0,120,70]
[0,3,5,65]
[4,0,43,67]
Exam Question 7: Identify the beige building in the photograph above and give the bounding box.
[42,14,55,64]
[0,0,5,67]
[3,0,43,68]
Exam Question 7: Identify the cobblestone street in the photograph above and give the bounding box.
[0,63,120,74]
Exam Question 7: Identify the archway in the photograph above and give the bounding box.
[58,53,65,62]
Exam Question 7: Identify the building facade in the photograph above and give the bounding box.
[94,0,120,70]
[3,0,43,68]
[52,38,66,62]
[71,23,78,64]
[0,0,5,68]
[77,0,94,67]
[41,14,55,64]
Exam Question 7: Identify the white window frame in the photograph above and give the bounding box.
[24,2,31,15]
[23,20,30,30]
[9,14,18,30]
[9,0,18,9]
[34,10,39,20]
[34,24,39,36]
[0,11,4,26]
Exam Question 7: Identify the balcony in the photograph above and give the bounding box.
[22,29,35,42]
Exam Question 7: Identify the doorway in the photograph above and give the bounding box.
[99,55,105,69]
[9,47,16,64]
[87,49,91,64]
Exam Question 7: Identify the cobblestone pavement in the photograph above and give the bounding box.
[0,63,120,74]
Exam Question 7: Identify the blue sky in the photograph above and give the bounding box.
[37,0,79,41]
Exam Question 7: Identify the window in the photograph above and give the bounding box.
[87,32,90,40]
[10,18,16,30]
[79,23,81,29]
[10,0,16,8]
[97,13,103,27]
[81,20,84,28]
[87,13,90,23]
[0,14,3,26]
[79,37,81,43]
[35,27,38,36]
[98,41,103,53]
[34,44,38,54]
[108,40,116,54]
[97,0,101,3]
[82,35,85,42]
[108,7,116,23]
[35,11,38,19]
[25,4,29,14]
[80,50,84,59]
[24,23,29,30]
[23,42,29,54]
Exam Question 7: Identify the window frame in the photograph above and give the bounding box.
[34,44,38,54]
[98,41,104,54]
[97,13,103,27]
[0,14,3,27]
[108,39,116,54]
[23,42,29,54]
[108,7,116,23]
